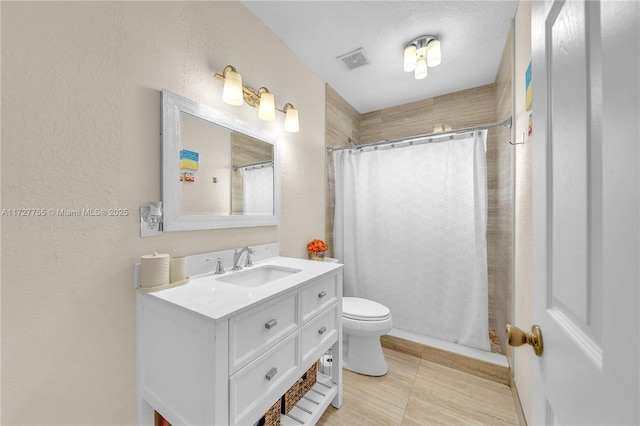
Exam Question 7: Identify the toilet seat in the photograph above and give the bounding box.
[343,297,391,321]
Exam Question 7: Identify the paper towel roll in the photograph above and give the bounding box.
[140,252,170,288]
[170,256,187,283]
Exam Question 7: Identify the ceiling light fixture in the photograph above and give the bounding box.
[403,35,441,80]
[214,65,299,132]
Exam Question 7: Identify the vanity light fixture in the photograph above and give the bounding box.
[214,65,299,132]
[403,35,441,80]
[283,103,299,133]
[140,201,163,238]
[221,66,244,106]
[258,88,276,121]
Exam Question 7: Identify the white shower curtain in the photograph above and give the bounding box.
[333,130,490,351]
[242,166,273,215]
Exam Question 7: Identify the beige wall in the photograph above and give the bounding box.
[513,0,533,422]
[1,2,325,423]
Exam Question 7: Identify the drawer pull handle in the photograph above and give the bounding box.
[318,291,327,298]
[265,319,278,329]
[265,367,278,381]
[318,326,327,335]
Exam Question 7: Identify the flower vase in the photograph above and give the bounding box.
[309,251,326,261]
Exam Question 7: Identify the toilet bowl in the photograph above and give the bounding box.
[342,297,393,376]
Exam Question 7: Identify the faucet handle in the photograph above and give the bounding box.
[244,247,256,267]
[215,257,225,274]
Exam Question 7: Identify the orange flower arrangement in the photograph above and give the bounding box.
[307,239,327,254]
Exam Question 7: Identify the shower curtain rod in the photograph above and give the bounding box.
[232,160,273,171]
[326,116,512,153]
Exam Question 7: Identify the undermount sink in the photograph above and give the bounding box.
[216,265,302,287]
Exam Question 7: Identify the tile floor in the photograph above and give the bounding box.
[317,348,520,425]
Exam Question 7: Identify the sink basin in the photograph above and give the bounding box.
[216,265,302,287]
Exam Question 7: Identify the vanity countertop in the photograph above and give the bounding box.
[144,256,343,322]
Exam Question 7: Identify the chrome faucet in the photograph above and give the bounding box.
[214,257,225,274]
[232,246,253,271]
[205,257,226,274]
[244,247,255,268]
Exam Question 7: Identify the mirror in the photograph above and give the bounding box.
[162,89,280,231]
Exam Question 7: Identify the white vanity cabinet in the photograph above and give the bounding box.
[136,258,343,426]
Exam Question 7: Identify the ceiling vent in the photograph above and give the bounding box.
[337,48,370,70]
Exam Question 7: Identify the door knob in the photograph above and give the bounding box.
[506,324,544,356]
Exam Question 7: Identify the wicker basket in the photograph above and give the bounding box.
[256,398,281,426]
[281,361,319,414]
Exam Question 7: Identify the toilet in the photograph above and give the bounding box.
[342,297,393,376]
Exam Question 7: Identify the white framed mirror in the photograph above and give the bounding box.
[161,89,280,231]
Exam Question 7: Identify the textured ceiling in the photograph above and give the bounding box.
[242,1,519,114]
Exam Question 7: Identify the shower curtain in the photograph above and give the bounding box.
[333,130,490,351]
[242,166,273,214]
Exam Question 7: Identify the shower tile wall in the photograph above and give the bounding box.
[325,84,361,258]
[325,80,513,355]
[494,28,514,357]
[360,85,496,145]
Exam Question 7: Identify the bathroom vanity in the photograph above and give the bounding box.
[136,255,343,425]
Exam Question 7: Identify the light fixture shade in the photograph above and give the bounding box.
[427,39,441,67]
[222,69,244,106]
[403,44,417,72]
[415,47,428,79]
[258,91,275,121]
[284,106,299,132]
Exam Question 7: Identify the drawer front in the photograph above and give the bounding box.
[301,273,338,323]
[229,331,300,426]
[229,290,299,372]
[301,303,339,366]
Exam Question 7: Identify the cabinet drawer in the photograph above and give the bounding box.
[301,274,338,323]
[301,303,339,366]
[229,290,299,372]
[229,331,300,426]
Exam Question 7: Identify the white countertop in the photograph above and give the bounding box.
[142,256,343,322]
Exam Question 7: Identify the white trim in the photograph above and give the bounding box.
[161,89,281,231]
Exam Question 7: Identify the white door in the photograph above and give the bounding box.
[530,0,639,424]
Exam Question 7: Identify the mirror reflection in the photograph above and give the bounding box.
[179,113,274,216]
[230,132,274,215]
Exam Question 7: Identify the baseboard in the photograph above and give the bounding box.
[510,374,528,425]
[381,334,510,386]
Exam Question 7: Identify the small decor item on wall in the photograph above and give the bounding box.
[307,239,327,261]
[528,112,533,136]
[180,172,195,183]
[525,60,533,111]
[179,149,199,170]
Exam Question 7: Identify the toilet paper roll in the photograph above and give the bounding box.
[140,252,170,288]
[170,256,187,283]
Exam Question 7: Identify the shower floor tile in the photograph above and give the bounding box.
[317,347,520,426]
